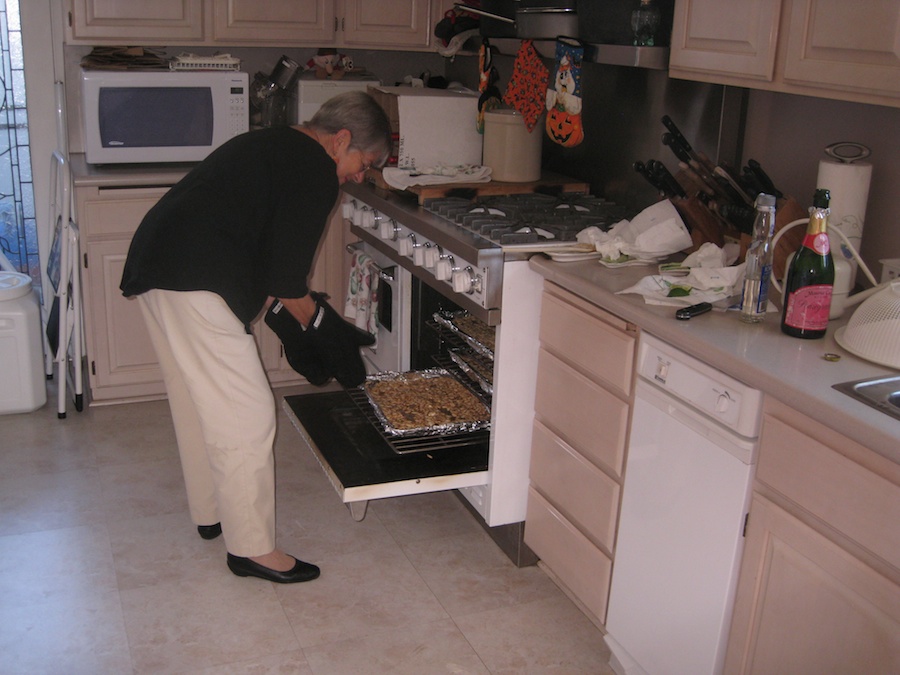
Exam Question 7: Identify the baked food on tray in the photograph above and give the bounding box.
[433,311,495,358]
[364,369,490,436]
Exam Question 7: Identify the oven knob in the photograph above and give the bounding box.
[398,234,416,257]
[352,205,368,227]
[379,218,399,241]
[435,255,454,281]
[424,244,439,268]
[452,266,477,294]
[413,244,427,266]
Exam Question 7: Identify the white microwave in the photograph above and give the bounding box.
[81,70,249,164]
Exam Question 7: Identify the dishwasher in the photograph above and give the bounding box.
[605,333,764,675]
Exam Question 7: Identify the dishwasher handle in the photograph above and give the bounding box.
[635,379,759,465]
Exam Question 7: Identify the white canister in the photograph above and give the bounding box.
[482,109,543,183]
[0,271,46,414]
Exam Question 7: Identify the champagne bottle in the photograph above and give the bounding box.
[739,193,777,323]
[780,189,835,339]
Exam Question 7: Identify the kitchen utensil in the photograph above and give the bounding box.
[634,161,666,194]
[834,280,900,369]
[648,159,686,198]
[661,115,715,171]
[747,159,783,198]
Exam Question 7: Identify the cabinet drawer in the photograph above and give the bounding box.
[758,412,900,569]
[540,284,635,397]
[530,419,620,552]
[525,487,612,624]
[535,348,629,478]
[80,188,170,238]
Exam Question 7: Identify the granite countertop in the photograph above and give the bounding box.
[529,256,900,466]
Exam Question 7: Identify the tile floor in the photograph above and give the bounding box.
[0,383,613,674]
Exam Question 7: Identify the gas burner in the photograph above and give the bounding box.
[423,191,630,246]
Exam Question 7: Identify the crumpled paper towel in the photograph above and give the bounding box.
[577,199,692,264]
[617,263,747,306]
[382,165,492,190]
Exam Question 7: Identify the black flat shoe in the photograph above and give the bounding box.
[197,523,222,540]
[226,553,320,583]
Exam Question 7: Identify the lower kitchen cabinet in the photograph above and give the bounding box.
[77,184,345,403]
[525,282,637,627]
[724,400,900,673]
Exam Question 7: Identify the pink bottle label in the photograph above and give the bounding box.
[783,285,832,330]
[803,232,830,255]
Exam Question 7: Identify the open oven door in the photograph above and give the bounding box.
[283,386,490,521]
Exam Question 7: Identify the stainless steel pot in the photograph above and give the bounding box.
[456,1,578,39]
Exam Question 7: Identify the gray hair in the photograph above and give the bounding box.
[307,90,392,168]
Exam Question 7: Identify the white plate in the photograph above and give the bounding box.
[546,251,603,262]
[598,257,659,268]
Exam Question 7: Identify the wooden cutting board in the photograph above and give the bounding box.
[364,169,591,204]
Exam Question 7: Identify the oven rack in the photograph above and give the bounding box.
[346,385,490,455]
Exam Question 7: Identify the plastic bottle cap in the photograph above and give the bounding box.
[756,193,777,208]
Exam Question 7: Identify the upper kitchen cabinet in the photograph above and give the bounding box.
[67,0,205,42]
[340,0,435,48]
[211,0,335,44]
[669,0,782,81]
[669,0,900,108]
[67,0,444,50]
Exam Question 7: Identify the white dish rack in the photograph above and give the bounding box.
[170,53,241,71]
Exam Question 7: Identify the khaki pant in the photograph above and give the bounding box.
[138,289,276,557]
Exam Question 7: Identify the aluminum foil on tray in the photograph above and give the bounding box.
[433,311,495,360]
[449,348,494,396]
[362,368,491,437]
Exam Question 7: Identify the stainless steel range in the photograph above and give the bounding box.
[283,180,624,564]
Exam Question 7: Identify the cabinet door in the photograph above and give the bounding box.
[84,239,166,397]
[783,0,900,99]
[341,0,433,48]
[69,0,204,42]
[725,495,900,674]
[212,0,335,43]
[670,0,783,80]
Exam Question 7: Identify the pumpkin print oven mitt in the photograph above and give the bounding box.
[546,37,585,147]
[502,39,549,132]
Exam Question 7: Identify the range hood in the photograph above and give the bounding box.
[452,0,672,71]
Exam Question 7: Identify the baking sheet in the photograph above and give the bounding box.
[449,348,494,396]
[363,369,491,437]
[433,311,495,359]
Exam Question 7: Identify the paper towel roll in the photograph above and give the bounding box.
[817,159,872,283]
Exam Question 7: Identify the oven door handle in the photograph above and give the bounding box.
[346,243,394,282]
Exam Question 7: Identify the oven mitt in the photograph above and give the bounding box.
[477,39,502,134]
[264,299,332,386]
[307,292,376,388]
[502,39,549,132]
[546,37,585,147]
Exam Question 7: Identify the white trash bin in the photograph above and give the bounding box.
[0,271,47,414]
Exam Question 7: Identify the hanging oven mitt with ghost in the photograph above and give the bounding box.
[546,37,585,147]
[502,39,549,132]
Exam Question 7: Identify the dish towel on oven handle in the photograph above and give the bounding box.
[344,249,379,336]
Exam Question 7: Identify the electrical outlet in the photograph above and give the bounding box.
[880,258,900,283]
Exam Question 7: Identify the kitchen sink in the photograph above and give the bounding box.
[833,375,900,421]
